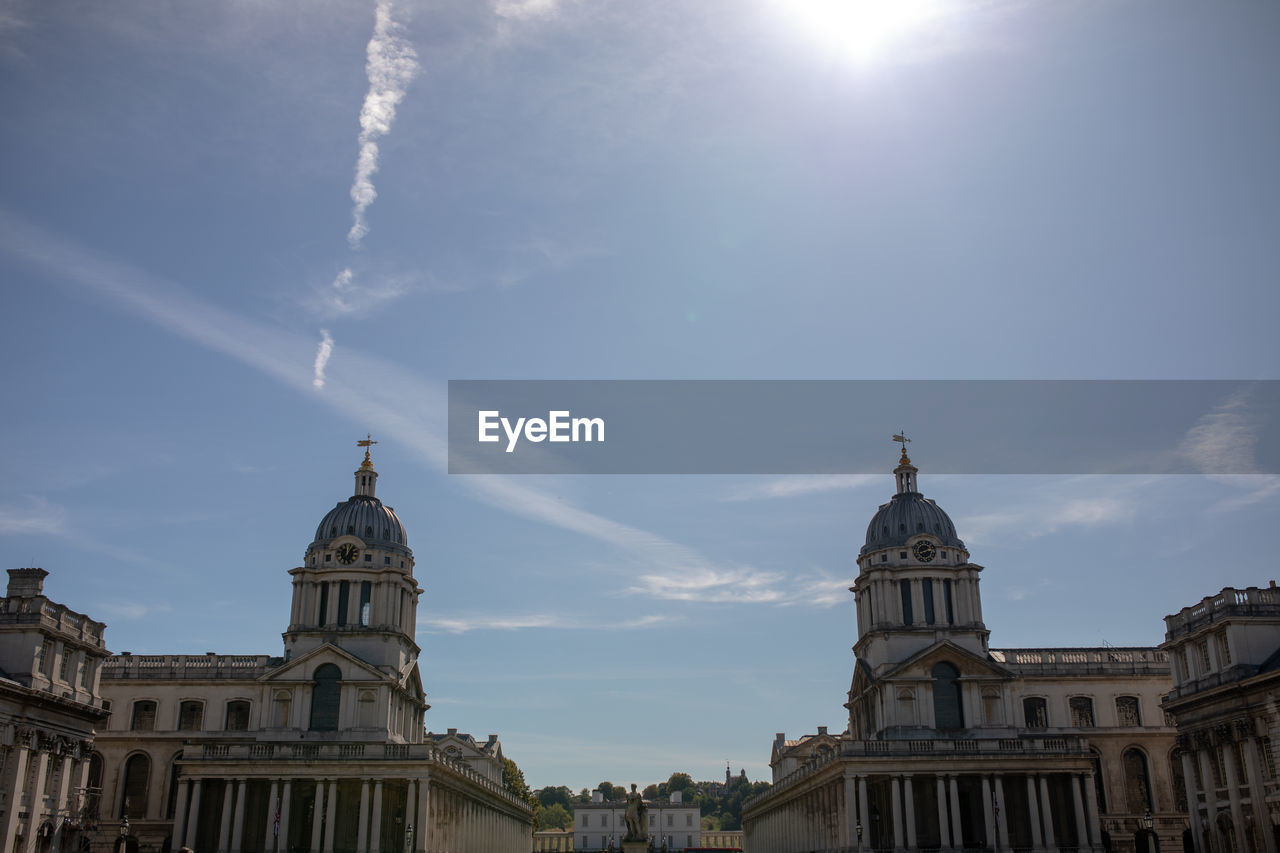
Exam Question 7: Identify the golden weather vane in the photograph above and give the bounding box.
[892,431,911,462]
[358,434,378,469]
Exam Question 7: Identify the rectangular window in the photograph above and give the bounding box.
[1116,696,1141,727]
[1069,696,1095,728]
[667,815,673,827]
[922,578,935,625]
[1023,697,1048,729]
[318,584,330,624]
[943,579,955,624]
[131,701,157,731]
[178,701,204,731]
[337,581,350,625]
[1263,737,1276,780]
[77,659,88,688]
[58,646,71,682]
[1217,630,1232,666]
[686,814,692,826]
[1199,640,1211,673]
[900,580,913,626]
[360,582,372,626]
[38,639,53,676]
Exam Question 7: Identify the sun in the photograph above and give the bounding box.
[781,0,947,64]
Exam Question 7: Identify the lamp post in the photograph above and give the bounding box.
[1143,810,1153,831]
[855,820,863,850]
[406,821,414,852]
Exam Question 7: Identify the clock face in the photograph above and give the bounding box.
[912,541,936,563]
[336,543,359,565]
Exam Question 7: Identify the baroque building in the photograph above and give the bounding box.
[0,568,110,853]
[743,446,1180,853]
[1161,584,1280,853]
[89,446,532,853]
[573,789,701,851]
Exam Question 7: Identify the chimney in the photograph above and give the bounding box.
[6,568,48,598]
[818,726,828,736]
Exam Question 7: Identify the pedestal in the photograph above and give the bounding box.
[621,841,649,853]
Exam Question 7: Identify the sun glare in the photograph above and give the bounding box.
[783,0,946,64]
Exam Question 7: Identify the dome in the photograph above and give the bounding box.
[311,495,409,554]
[860,493,964,555]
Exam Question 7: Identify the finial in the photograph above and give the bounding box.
[892,431,912,465]
[358,434,378,470]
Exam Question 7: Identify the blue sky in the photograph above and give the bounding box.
[1,0,1278,791]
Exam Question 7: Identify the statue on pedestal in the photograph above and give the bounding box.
[623,783,648,842]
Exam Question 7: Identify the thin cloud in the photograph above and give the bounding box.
[347,0,419,248]
[494,0,562,22]
[312,329,334,389]
[0,498,68,536]
[315,266,417,317]
[1178,388,1280,511]
[954,477,1153,546]
[626,565,852,607]
[420,612,670,634]
[721,474,878,502]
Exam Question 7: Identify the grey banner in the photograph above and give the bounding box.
[446,380,1280,475]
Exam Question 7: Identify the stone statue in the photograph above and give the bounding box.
[623,783,648,842]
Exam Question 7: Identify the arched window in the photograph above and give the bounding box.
[165,750,183,818]
[309,663,342,731]
[1124,747,1153,813]
[932,662,964,729]
[120,753,150,818]
[1116,696,1141,727]
[1070,696,1096,728]
[225,700,250,731]
[177,700,203,731]
[130,700,156,731]
[1024,697,1048,729]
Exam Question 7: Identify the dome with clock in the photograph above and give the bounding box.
[307,448,412,559]
[859,446,964,556]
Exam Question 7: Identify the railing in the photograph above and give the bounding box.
[0,596,106,645]
[102,653,279,680]
[1165,586,1280,638]
[989,646,1168,675]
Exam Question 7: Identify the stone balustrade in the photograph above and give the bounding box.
[101,653,279,680]
[1163,585,1280,639]
[989,646,1169,675]
[0,595,106,645]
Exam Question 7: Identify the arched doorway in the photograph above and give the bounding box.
[1134,827,1160,853]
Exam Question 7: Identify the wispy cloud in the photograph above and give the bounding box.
[0,497,68,536]
[953,477,1153,546]
[347,0,419,249]
[493,0,563,22]
[720,474,878,502]
[420,612,670,634]
[626,565,852,607]
[315,266,418,317]
[312,329,335,389]
[1179,388,1280,511]
[96,601,173,621]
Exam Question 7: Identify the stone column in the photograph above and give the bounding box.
[1025,775,1043,852]
[171,778,191,853]
[1223,741,1247,853]
[219,781,236,853]
[981,775,995,849]
[413,780,428,853]
[1,746,32,853]
[264,781,280,853]
[1070,773,1088,851]
[357,779,371,853]
[948,775,963,850]
[1038,775,1056,849]
[1084,771,1103,848]
[52,753,74,853]
[995,775,1010,850]
[844,771,858,849]
[1179,751,1204,852]
[406,779,417,850]
[279,780,293,852]
[936,776,950,851]
[891,776,904,852]
[311,781,326,853]
[370,780,384,853]
[904,775,917,850]
[186,778,204,850]
[323,780,339,853]
[858,776,870,853]
[23,748,51,853]
[231,780,248,853]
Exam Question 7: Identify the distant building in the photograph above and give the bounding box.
[533,826,573,851]
[1161,583,1280,853]
[89,447,532,852]
[0,568,110,853]
[574,789,701,851]
[697,829,743,849]
[744,446,1180,852]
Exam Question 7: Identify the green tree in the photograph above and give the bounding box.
[536,786,575,810]
[642,784,659,800]
[667,772,694,795]
[502,757,531,800]
[538,803,572,830]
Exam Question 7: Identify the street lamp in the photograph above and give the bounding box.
[1143,810,1154,830]
[119,816,130,837]
[855,821,863,842]
[406,822,414,850]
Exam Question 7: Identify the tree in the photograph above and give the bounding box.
[667,772,694,795]
[642,784,659,800]
[538,803,572,830]
[502,757,531,801]
[536,786,575,810]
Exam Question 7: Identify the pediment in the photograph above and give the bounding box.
[878,639,1014,682]
[261,644,393,684]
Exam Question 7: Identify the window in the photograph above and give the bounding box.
[318,584,330,624]
[1217,630,1232,666]
[337,581,350,625]
[922,578,935,625]
[943,578,954,624]
[225,700,250,731]
[667,815,673,827]
[1198,640,1211,673]
[309,663,342,731]
[880,554,887,563]
[1024,697,1048,729]
[1123,748,1153,813]
[360,582,372,627]
[687,814,693,827]
[932,662,964,729]
[120,753,150,818]
[1263,737,1276,780]
[131,700,157,731]
[273,691,292,727]
[384,556,390,565]
[78,658,88,688]
[1069,696,1095,728]
[58,646,71,682]
[38,639,53,676]
[178,701,203,731]
[581,815,588,827]
[1116,696,1141,727]
[900,580,913,625]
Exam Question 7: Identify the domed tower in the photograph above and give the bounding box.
[284,441,423,674]
[850,440,988,676]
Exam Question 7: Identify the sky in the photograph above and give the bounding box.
[1,0,1278,793]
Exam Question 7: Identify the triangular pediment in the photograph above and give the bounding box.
[260,643,393,685]
[878,639,1014,682]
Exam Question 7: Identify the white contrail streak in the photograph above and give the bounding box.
[347,0,419,248]
[312,329,334,388]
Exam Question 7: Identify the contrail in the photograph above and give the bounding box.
[347,0,419,248]
[312,329,335,389]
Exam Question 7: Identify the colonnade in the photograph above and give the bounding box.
[1179,722,1278,853]
[746,768,1106,852]
[0,731,93,853]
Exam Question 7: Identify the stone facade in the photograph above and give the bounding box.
[743,449,1181,852]
[574,791,701,851]
[1161,584,1280,853]
[87,450,533,853]
[0,568,111,853]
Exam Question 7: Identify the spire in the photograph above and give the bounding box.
[355,435,379,497]
[892,432,919,495]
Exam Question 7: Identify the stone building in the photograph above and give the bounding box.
[1161,583,1280,853]
[0,568,111,853]
[89,447,532,853]
[743,446,1181,852]
[574,789,701,851]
